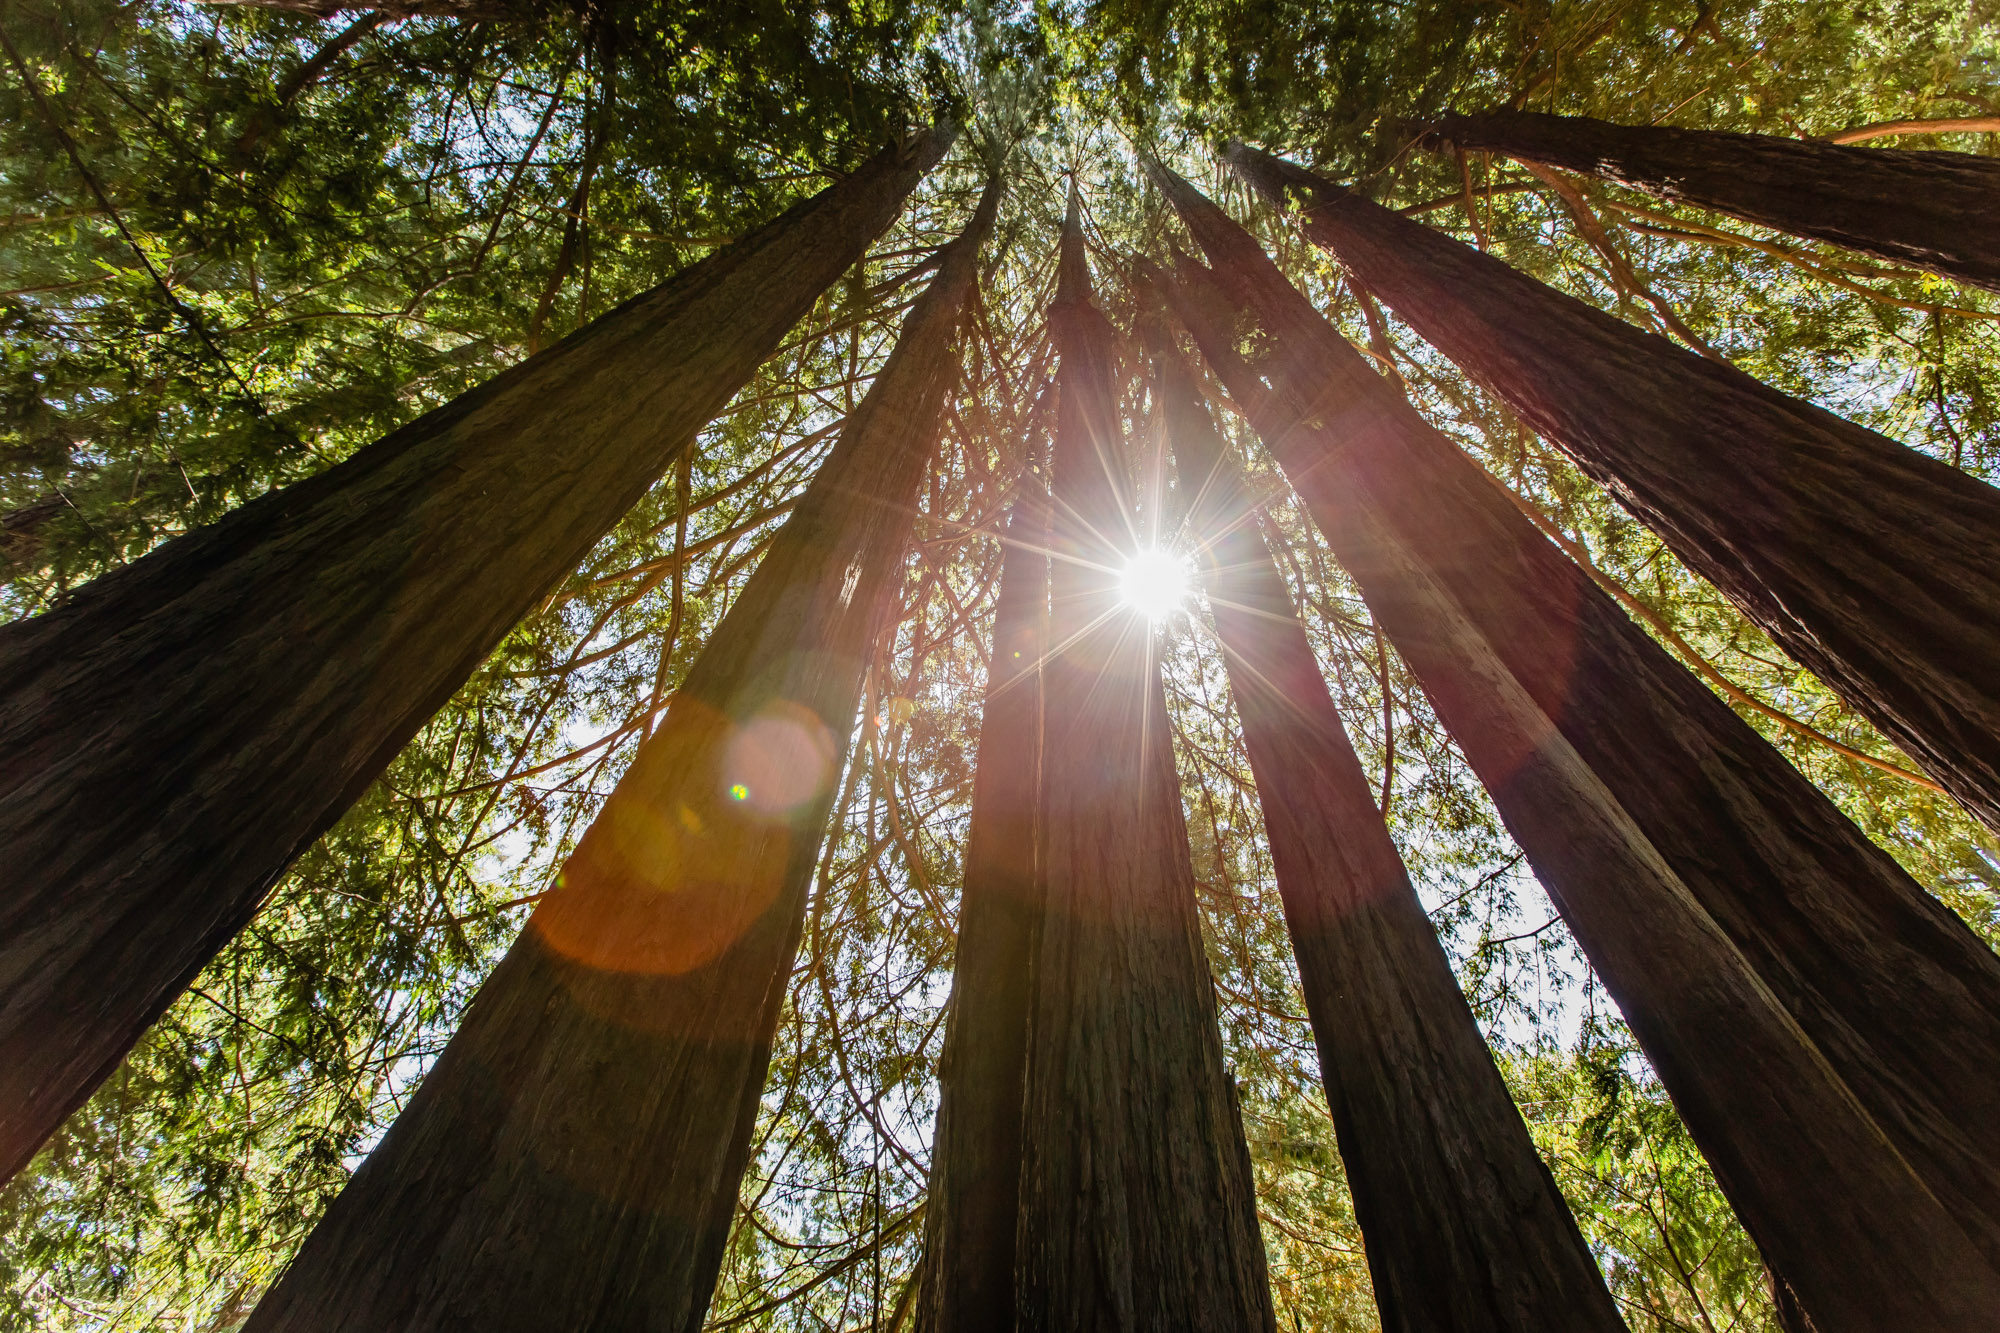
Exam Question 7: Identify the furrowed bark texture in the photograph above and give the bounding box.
[1427,109,2000,292]
[236,181,998,1333]
[1230,142,2000,1260]
[1235,143,2000,840]
[916,477,1050,1333]
[1149,162,2000,1332]
[1155,344,1626,1333]
[0,130,949,1185]
[1012,201,1276,1333]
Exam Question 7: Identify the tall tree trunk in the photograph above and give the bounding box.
[915,475,1050,1333]
[1230,143,2000,839]
[1423,109,2000,292]
[1223,146,2000,1237]
[244,179,999,1333]
[0,130,949,1185]
[1012,194,1276,1332]
[1154,340,1626,1333]
[1146,162,2000,1332]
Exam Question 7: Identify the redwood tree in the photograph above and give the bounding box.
[0,131,950,1185]
[240,176,998,1333]
[1230,141,2000,838]
[1148,162,2000,1332]
[1424,109,2000,293]
[1155,339,1626,1333]
[1011,195,1275,1332]
[916,474,1050,1333]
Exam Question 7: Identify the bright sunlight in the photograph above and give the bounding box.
[1119,549,1193,621]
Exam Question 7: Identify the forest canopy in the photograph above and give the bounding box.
[1,0,1997,1328]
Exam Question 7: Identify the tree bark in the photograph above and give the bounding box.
[1154,340,1626,1333]
[915,475,1050,1333]
[0,129,949,1186]
[1767,1267,1820,1333]
[1147,162,2000,1332]
[243,178,998,1333]
[1011,194,1277,1333]
[1423,109,2000,292]
[1225,145,2000,1243]
[1232,143,2000,841]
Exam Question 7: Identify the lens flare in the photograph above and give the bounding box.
[1119,548,1192,621]
[723,703,837,815]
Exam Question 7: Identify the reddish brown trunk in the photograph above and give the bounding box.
[1155,342,1626,1333]
[916,475,1050,1333]
[1011,197,1276,1332]
[0,131,949,1187]
[1227,142,2000,1258]
[1148,162,2000,1332]
[1768,1268,1820,1333]
[1426,109,2000,292]
[1232,141,2000,841]
[242,180,997,1333]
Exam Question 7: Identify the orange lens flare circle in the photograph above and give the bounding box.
[533,700,837,984]
[723,703,838,815]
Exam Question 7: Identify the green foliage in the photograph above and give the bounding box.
[1510,1037,1792,1332]
[0,0,943,609]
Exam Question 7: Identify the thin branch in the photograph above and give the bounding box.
[1828,116,2000,144]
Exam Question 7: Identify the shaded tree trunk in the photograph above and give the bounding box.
[1154,340,1626,1333]
[1148,162,2000,1332]
[243,179,999,1333]
[915,474,1050,1333]
[1424,109,2000,292]
[1767,1267,1820,1333]
[0,129,949,1186]
[1225,143,2000,1240]
[1232,142,2000,840]
[1012,194,1276,1332]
